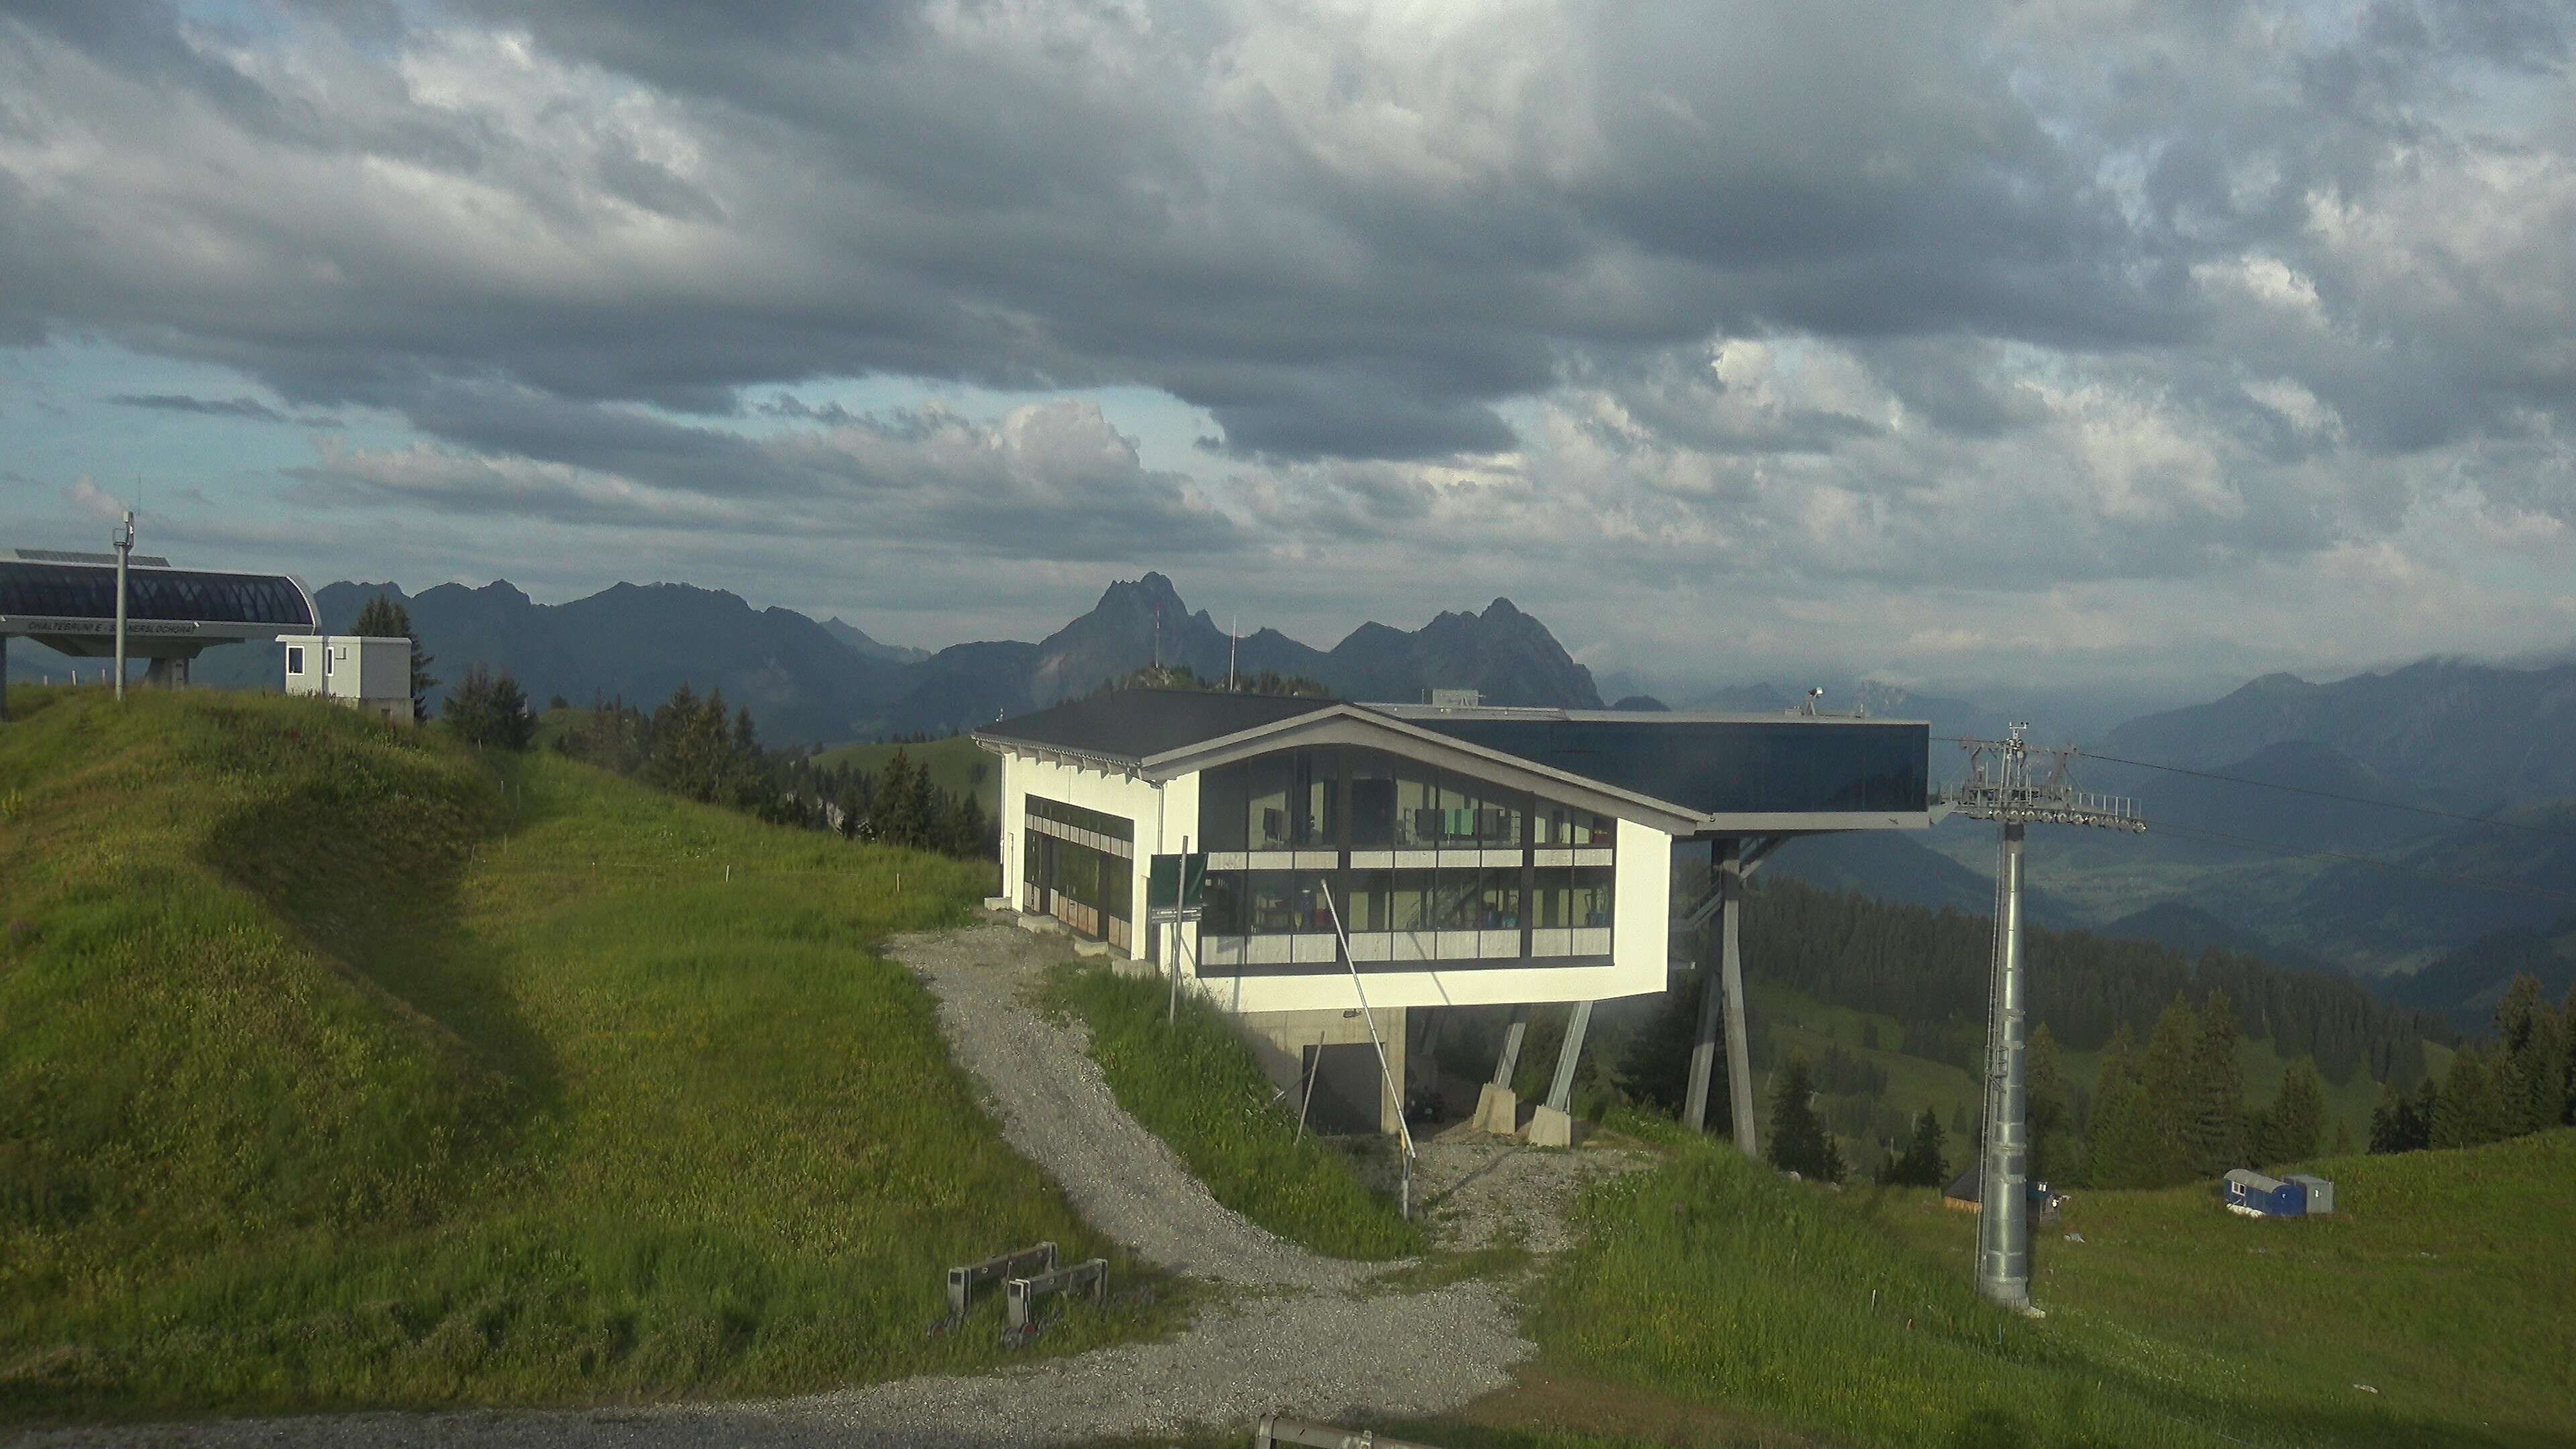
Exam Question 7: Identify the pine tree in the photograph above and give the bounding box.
[1765,1056,1844,1183]
[2027,1022,2076,1184]
[2410,1073,2442,1149]
[1882,1106,1947,1187]
[2261,1057,2327,1166]
[2330,1118,2355,1156]
[2086,1053,2176,1188]
[2184,988,2247,1174]
[2430,1046,2504,1150]
[440,665,533,749]
[2138,996,2200,1169]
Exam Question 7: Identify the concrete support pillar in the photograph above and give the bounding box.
[1474,1002,1531,1134]
[1545,1000,1593,1112]
[1491,1003,1530,1087]
[1527,1000,1594,1148]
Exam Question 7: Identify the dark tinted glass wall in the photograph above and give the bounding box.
[1413,719,1928,814]
[1199,746,1613,851]
[0,564,314,628]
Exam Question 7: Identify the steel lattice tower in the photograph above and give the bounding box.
[1948,725,2145,1313]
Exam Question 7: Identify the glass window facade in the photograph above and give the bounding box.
[1022,795,1135,951]
[1415,717,1929,814]
[1195,747,1619,975]
[0,563,315,628]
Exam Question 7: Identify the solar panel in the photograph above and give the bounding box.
[11,547,174,567]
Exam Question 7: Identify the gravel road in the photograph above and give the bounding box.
[15,920,1636,1449]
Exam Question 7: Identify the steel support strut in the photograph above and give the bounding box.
[1976,820,2032,1311]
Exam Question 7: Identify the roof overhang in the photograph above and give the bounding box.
[977,701,1937,837]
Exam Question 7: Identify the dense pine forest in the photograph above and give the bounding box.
[1737,876,2452,1088]
[551,688,994,859]
[1607,875,2573,1189]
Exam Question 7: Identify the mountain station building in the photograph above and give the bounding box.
[975,690,1934,1142]
[0,546,318,718]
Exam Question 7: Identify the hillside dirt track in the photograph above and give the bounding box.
[15,919,1640,1448]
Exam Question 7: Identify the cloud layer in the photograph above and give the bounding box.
[2,0,2571,695]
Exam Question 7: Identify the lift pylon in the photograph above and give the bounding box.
[1947,726,2143,1314]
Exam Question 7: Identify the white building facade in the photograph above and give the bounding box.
[280,634,413,723]
[980,691,1933,1136]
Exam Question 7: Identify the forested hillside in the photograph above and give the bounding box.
[1739,876,2448,1088]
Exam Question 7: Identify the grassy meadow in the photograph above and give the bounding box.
[0,687,1167,1422]
[811,736,998,812]
[1532,1123,2576,1448]
[1041,963,1424,1260]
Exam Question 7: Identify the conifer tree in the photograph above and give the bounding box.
[1765,1056,1844,1183]
[2410,1073,2442,1148]
[2138,996,2200,1169]
[2184,988,2246,1174]
[2086,1049,2176,1188]
[2430,1046,2504,1150]
[2330,1118,2355,1156]
[2261,1057,2327,1166]
[2026,1022,2076,1183]
[1881,1106,1947,1187]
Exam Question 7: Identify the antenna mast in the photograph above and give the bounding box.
[1947,724,2143,1316]
[112,510,136,702]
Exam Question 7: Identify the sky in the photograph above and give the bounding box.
[3,0,2573,706]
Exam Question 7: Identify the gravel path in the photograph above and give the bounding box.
[15,920,1639,1449]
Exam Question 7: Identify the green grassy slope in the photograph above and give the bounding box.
[0,688,1161,1421]
[812,737,998,813]
[1538,1126,2576,1448]
[1042,963,1422,1260]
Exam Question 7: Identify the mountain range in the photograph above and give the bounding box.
[165,571,1602,745]
[17,560,2570,1012]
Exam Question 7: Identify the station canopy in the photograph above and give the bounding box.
[0,548,317,659]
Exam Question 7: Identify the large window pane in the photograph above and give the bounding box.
[1479,867,1523,928]
[1394,759,1438,847]
[1347,869,1394,932]
[1572,866,1614,927]
[1246,870,1297,934]
[1247,755,1295,849]
[1432,867,1481,930]
[1202,870,1244,934]
[1298,749,1342,847]
[1199,765,1248,852]
[1350,752,1396,846]
[1389,869,1434,929]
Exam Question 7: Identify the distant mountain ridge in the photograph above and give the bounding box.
[2106,657,2576,804]
[170,570,1603,745]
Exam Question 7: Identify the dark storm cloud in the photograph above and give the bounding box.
[3,0,2572,662]
[1,0,2199,464]
[290,396,1244,563]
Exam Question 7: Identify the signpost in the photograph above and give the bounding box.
[1147,849,1206,1022]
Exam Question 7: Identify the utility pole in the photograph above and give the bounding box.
[1949,726,2143,1315]
[112,510,135,701]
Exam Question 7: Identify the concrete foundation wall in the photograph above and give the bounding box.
[1239,1006,1408,1135]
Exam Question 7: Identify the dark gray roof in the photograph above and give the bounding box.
[979,688,1336,763]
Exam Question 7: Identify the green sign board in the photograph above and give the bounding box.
[1147,852,1207,919]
